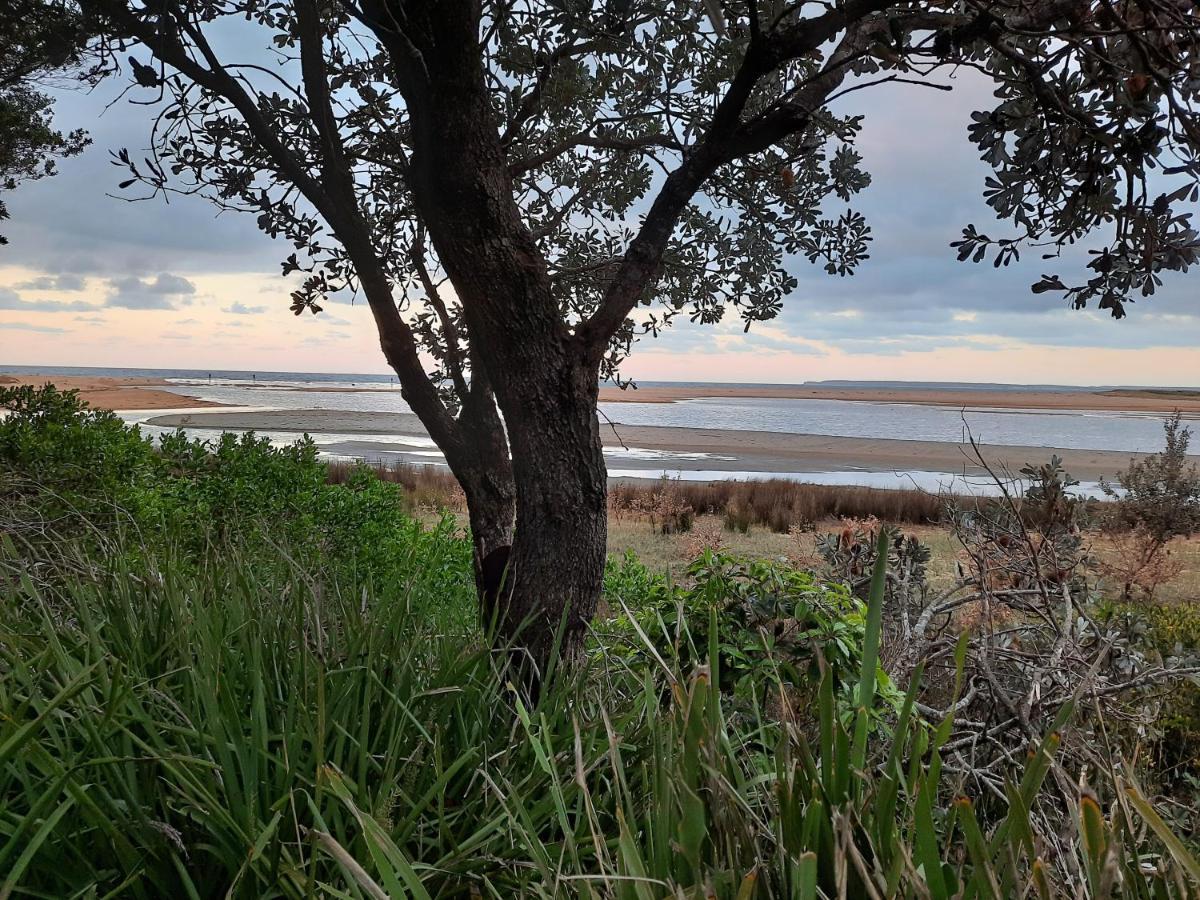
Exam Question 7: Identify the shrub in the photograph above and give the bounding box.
[1,383,470,610]
[632,549,901,719]
[1102,413,1200,598]
[1115,598,1200,825]
[681,516,725,558]
[810,457,1200,828]
[0,384,157,535]
[609,474,955,533]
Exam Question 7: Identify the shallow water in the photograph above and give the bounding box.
[161,378,1183,454]
[602,397,1180,454]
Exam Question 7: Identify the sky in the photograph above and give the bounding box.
[2,53,1198,386]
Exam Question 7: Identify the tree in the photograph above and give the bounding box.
[74,0,1200,673]
[0,0,99,244]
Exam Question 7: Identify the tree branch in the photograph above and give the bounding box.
[577,0,893,355]
[87,0,465,457]
[510,131,683,175]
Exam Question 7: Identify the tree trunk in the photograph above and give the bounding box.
[430,375,518,624]
[494,361,608,677]
[366,0,610,674]
[457,464,516,614]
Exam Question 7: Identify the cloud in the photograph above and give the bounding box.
[0,287,98,312]
[15,273,87,291]
[4,60,1196,379]
[1,321,68,333]
[223,302,268,315]
[106,273,197,309]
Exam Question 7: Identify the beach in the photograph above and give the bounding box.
[0,374,221,410]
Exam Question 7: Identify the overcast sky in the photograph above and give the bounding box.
[2,62,1198,386]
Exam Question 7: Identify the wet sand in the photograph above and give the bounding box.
[0,374,220,410]
[598,384,1200,414]
[145,408,1171,481]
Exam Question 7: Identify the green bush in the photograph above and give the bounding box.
[637,551,898,708]
[1,384,471,612]
[0,384,157,531]
[1129,600,1200,813]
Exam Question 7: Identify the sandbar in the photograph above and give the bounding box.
[10,373,1198,417]
[144,408,1178,481]
[598,383,1200,415]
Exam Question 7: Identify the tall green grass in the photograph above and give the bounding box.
[2,528,1195,898]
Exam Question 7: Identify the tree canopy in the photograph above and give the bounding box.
[0,0,98,244]
[93,0,1200,389]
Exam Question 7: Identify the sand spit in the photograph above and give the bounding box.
[0,375,221,410]
[598,384,1200,414]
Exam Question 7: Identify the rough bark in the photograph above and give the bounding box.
[499,357,608,672]
[454,372,518,620]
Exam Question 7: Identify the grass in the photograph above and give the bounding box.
[327,458,465,513]
[337,461,1200,602]
[337,458,970,529]
[609,476,960,530]
[4,529,1196,897]
[376,462,1200,602]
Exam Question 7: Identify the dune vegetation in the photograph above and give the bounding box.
[2,385,1199,898]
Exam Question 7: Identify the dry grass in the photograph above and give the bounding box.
[610,476,957,532]
[609,514,1200,602]
[337,459,1199,602]
[326,458,466,511]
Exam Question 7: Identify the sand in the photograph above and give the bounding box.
[144,408,1171,481]
[0,374,220,410]
[598,383,1200,414]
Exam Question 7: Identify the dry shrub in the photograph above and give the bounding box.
[610,477,694,533]
[620,477,953,534]
[1099,414,1200,599]
[784,521,819,569]
[682,517,724,558]
[334,460,977,532]
[326,459,466,511]
[1097,527,1186,600]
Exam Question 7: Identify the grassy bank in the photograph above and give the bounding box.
[3,386,1199,897]
[607,515,1200,604]
[8,532,1193,897]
